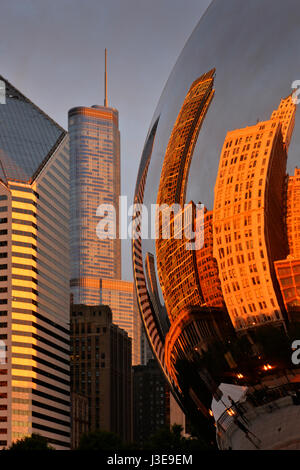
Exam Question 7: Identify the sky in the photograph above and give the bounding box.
[0,0,211,280]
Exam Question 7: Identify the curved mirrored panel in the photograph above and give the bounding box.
[133,0,300,449]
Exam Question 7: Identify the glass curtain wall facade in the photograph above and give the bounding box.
[69,105,121,300]
[69,104,140,365]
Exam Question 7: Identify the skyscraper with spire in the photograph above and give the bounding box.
[69,51,140,365]
[69,51,121,289]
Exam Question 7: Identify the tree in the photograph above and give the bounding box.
[8,433,54,451]
[144,424,210,451]
[77,430,123,451]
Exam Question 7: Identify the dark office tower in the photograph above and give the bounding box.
[71,392,89,449]
[69,52,140,364]
[70,304,132,442]
[0,75,70,449]
[133,359,170,446]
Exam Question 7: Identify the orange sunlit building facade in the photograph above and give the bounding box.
[156,70,215,323]
[275,168,300,314]
[132,118,168,372]
[154,70,234,389]
[0,76,71,448]
[153,69,298,389]
[286,168,300,257]
[270,94,296,151]
[195,208,224,308]
[156,202,203,324]
[213,95,296,330]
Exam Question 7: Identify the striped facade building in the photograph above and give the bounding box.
[0,76,70,448]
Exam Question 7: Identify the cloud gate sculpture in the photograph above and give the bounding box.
[133,0,300,449]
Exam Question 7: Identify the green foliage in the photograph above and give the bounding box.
[8,433,54,451]
[77,425,213,451]
[143,424,210,451]
[77,430,123,451]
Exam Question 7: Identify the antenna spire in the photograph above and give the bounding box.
[104,48,108,107]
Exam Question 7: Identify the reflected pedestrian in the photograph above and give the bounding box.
[228,395,249,425]
[233,416,261,449]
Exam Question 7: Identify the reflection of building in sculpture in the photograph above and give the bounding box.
[275,259,300,315]
[213,96,296,331]
[271,95,298,317]
[145,252,164,323]
[196,208,224,307]
[165,306,233,386]
[156,69,215,207]
[132,119,167,373]
[275,168,300,315]
[270,94,296,151]
[286,168,300,257]
[156,70,215,323]
[157,202,203,323]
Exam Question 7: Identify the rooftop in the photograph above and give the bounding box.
[0,75,66,184]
